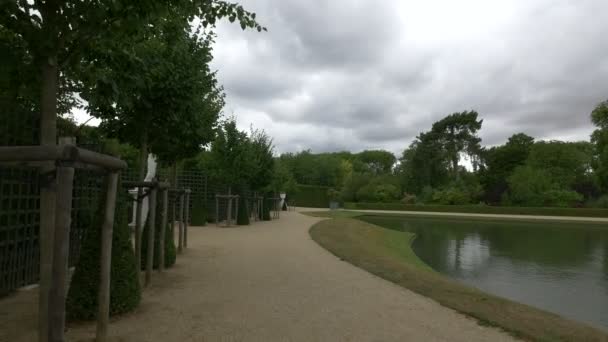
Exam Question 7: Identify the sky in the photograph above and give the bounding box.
[75,0,608,156]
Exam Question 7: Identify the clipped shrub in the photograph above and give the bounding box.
[262,196,271,220]
[190,197,207,226]
[543,189,583,208]
[592,195,608,208]
[237,194,250,225]
[140,196,176,270]
[67,180,141,321]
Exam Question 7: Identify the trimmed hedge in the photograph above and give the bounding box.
[141,197,177,270]
[343,202,608,218]
[67,180,141,321]
[291,184,330,208]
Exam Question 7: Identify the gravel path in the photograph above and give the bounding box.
[1,211,517,341]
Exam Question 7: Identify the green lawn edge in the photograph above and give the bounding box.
[343,202,608,218]
[308,216,608,342]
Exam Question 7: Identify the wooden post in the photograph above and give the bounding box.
[178,192,184,253]
[39,169,56,342]
[235,195,239,226]
[145,187,157,286]
[159,189,168,272]
[96,172,119,342]
[226,187,232,227]
[134,186,143,287]
[184,190,190,248]
[215,195,219,226]
[172,195,177,247]
[48,163,75,342]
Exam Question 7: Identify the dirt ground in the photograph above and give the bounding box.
[0,211,516,341]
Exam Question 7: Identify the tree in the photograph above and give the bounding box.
[591,101,608,191]
[356,150,396,174]
[479,133,534,203]
[430,110,483,177]
[1,0,264,148]
[248,128,275,192]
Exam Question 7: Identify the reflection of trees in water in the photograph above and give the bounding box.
[360,215,608,274]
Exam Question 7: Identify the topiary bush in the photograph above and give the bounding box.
[140,196,176,270]
[236,194,250,225]
[262,196,271,220]
[190,197,207,226]
[67,179,141,321]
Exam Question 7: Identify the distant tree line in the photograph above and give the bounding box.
[276,107,608,208]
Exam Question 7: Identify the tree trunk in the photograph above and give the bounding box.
[134,134,148,286]
[39,54,59,342]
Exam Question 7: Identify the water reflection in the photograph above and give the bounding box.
[361,215,608,331]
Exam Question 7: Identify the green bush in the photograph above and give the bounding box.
[431,187,471,205]
[237,195,250,225]
[591,195,608,208]
[543,189,583,207]
[343,202,608,218]
[67,180,141,321]
[140,197,176,270]
[291,184,330,208]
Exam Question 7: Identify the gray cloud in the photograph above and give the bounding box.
[211,0,608,155]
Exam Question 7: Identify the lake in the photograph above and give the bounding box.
[359,215,608,331]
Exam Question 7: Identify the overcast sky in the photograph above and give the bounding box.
[74,0,608,156]
[208,0,608,155]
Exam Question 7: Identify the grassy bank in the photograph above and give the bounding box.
[309,217,608,342]
[344,202,608,218]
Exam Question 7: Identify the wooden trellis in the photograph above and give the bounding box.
[267,197,281,219]
[0,140,127,342]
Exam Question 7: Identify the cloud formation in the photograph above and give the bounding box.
[211,0,608,155]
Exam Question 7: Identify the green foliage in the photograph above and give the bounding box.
[140,198,176,270]
[355,150,396,174]
[589,195,608,208]
[479,133,534,203]
[542,190,584,208]
[507,166,554,207]
[291,185,331,208]
[237,193,250,225]
[208,120,253,187]
[343,202,608,218]
[591,100,608,192]
[431,187,471,205]
[67,181,141,321]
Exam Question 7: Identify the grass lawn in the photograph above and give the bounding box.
[309,216,608,342]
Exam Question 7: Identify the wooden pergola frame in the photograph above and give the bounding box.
[0,140,126,342]
[215,193,239,227]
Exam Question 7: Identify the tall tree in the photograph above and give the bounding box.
[356,150,396,174]
[591,100,608,192]
[430,110,483,177]
[479,133,534,203]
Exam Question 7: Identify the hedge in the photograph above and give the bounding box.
[67,180,141,321]
[141,197,177,270]
[343,202,608,218]
[291,184,330,208]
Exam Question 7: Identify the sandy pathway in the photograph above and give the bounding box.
[1,211,516,341]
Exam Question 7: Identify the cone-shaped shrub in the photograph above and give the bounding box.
[190,197,207,226]
[140,195,176,270]
[236,194,250,225]
[262,196,271,221]
[67,179,141,321]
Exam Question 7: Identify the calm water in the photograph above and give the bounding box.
[359,215,608,330]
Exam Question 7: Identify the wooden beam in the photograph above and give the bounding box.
[145,187,157,287]
[159,189,168,272]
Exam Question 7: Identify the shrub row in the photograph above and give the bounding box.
[291,184,330,208]
[343,202,608,218]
